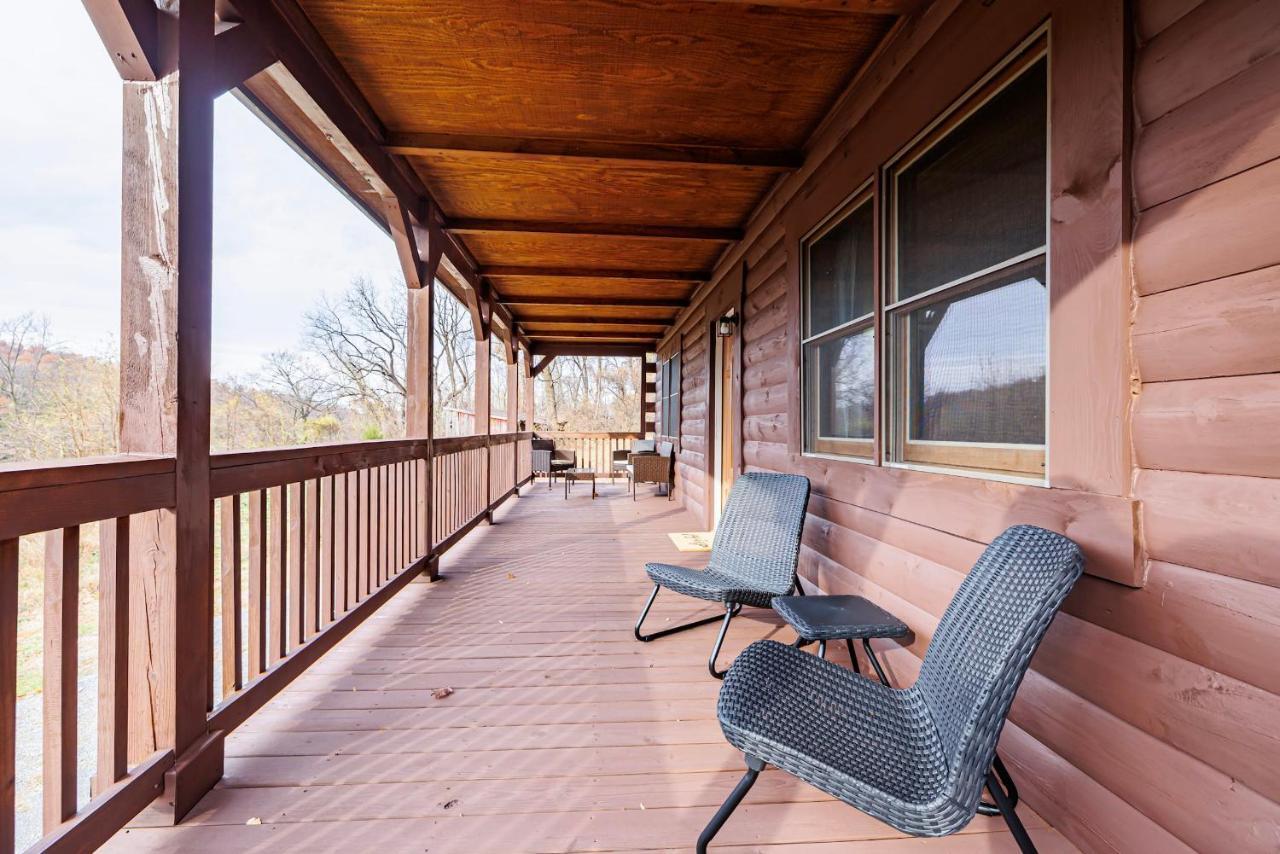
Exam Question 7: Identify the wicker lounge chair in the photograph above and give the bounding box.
[634,471,810,678]
[630,440,675,499]
[530,438,575,489]
[612,439,655,483]
[697,524,1084,854]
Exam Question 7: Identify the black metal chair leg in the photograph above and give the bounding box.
[862,638,891,686]
[845,638,861,674]
[978,754,1020,816]
[697,755,765,854]
[635,585,733,643]
[708,604,740,679]
[985,765,1036,854]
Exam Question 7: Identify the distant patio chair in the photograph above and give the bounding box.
[634,472,810,678]
[531,438,575,489]
[697,524,1084,854]
[612,439,655,483]
[630,440,674,500]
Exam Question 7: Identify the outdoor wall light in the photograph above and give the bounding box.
[717,314,737,337]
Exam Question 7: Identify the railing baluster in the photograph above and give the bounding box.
[97,518,129,793]
[322,475,334,626]
[287,482,304,650]
[247,490,267,678]
[334,473,347,617]
[1,537,18,848]
[43,526,79,832]
[219,499,242,698]
[304,479,319,641]
[268,485,286,665]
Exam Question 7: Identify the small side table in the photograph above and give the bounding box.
[563,468,597,499]
[772,594,909,685]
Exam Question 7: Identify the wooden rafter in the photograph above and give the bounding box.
[481,266,706,282]
[703,0,921,11]
[502,296,688,309]
[530,355,556,378]
[82,0,162,80]
[525,331,659,341]
[446,219,741,242]
[386,132,802,170]
[530,343,653,358]
[211,24,275,97]
[519,318,671,329]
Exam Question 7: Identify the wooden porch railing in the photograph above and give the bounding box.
[0,433,532,852]
[536,431,645,475]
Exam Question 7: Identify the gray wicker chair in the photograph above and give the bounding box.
[697,524,1083,853]
[634,471,810,678]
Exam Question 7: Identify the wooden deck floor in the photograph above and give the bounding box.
[108,480,1076,852]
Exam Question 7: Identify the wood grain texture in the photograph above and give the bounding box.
[1134,264,1280,382]
[412,151,773,228]
[1135,49,1280,209]
[1136,468,1280,588]
[1134,0,1280,123]
[299,0,894,148]
[1134,156,1280,295]
[1133,373,1280,478]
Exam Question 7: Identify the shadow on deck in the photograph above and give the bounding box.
[107,480,1074,852]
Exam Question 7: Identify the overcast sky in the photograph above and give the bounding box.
[0,1,402,379]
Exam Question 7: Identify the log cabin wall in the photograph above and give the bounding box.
[665,0,1280,851]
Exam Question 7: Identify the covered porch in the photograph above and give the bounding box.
[107,484,1071,852]
[3,0,1277,851]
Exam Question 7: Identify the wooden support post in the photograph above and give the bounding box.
[116,0,220,821]
[520,344,535,432]
[406,282,435,575]
[476,336,493,522]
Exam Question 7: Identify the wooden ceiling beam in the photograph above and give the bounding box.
[82,0,162,81]
[520,318,672,329]
[386,132,802,170]
[481,266,706,282]
[701,0,921,12]
[211,23,275,97]
[502,296,688,309]
[530,343,654,358]
[526,331,660,341]
[446,219,741,243]
[530,355,556,378]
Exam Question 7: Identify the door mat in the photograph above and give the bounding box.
[669,531,714,552]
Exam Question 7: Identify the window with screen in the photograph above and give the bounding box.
[886,44,1048,478]
[802,189,875,458]
[659,353,681,439]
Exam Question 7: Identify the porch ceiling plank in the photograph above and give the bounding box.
[82,0,161,81]
[525,331,660,342]
[480,266,706,282]
[703,0,923,12]
[502,297,688,310]
[519,319,672,329]
[446,219,742,243]
[386,132,801,170]
[529,343,654,358]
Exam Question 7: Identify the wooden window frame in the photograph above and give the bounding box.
[883,34,1050,483]
[659,351,681,440]
[800,183,877,462]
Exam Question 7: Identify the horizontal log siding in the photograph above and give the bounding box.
[663,0,1280,850]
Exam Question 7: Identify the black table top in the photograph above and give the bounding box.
[773,594,910,641]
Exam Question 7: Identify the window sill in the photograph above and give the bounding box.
[802,451,878,467]
[884,460,1048,488]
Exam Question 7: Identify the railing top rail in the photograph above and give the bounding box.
[0,455,177,541]
[0,453,173,494]
[211,437,428,470]
[535,431,644,439]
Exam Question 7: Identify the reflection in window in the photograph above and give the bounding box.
[904,265,1046,445]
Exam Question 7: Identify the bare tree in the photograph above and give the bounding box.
[257,350,337,422]
[303,276,407,433]
[0,312,52,412]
